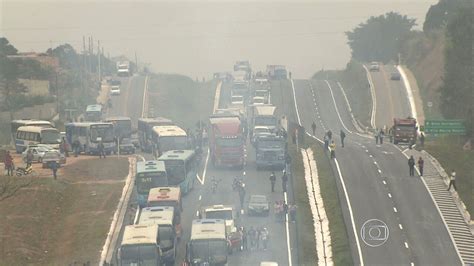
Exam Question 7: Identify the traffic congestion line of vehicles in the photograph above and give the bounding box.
[116,60,290,266]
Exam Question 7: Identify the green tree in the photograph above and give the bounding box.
[0,55,28,116]
[423,0,470,32]
[0,37,18,56]
[439,5,474,135]
[346,12,416,63]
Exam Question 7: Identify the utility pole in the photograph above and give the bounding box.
[135,52,138,73]
[98,40,101,82]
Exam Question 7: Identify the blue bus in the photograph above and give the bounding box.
[158,150,197,194]
[65,122,116,154]
[135,160,168,207]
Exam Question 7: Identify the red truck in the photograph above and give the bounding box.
[392,118,417,145]
[209,114,244,169]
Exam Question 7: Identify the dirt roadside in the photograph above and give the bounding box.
[0,154,129,266]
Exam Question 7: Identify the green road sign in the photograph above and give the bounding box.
[425,119,466,134]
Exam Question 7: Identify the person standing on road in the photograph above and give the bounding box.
[248,226,257,250]
[379,129,384,144]
[375,129,380,144]
[260,227,269,250]
[98,140,106,159]
[26,149,34,168]
[447,170,457,191]
[340,130,346,148]
[408,155,415,176]
[327,130,332,140]
[420,132,425,148]
[329,141,336,159]
[241,227,247,251]
[281,170,288,192]
[4,151,13,176]
[418,157,424,176]
[311,122,317,135]
[49,160,59,180]
[269,172,276,192]
[324,134,329,150]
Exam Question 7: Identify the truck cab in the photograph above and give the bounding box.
[209,115,244,169]
[255,134,286,170]
[392,118,417,145]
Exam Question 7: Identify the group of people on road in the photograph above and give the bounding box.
[242,226,269,251]
[269,170,288,193]
[375,128,385,144]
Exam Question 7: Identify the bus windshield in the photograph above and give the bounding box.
[190,239,227,264]
[255,117,276,127]
[205,210,233,220]
[159,136,187,151]
[90,125,114,142]
[163,160,186,185]
[41,129,61,144]
[120,244,159,265]
[136,172,168,194]
[158,225,174,251]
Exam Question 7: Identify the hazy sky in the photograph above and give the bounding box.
[1,0,436,78]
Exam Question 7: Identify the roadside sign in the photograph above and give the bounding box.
[424,119,466,134]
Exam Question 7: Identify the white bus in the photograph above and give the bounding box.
[151,125,188,157]
[136,206,178,264]
[15,126,61,153]
[65,122,116,154]
[117,224,163,266]
[186,219,229,266]
[11,119,54,143]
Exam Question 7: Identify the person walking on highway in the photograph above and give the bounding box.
[327,130,332,140]
[324,134,329,150]
[241,227,248,250]
[248,226,257,251]
[269,172,276,192]
[408,155,415,176]
[311,121,317,135]
[4,151,13,176]
[420,132,425,148]
[49,160,59,180]
[98,139,106,159]
[340,130,346,148]
[281,170,288,192]
[418,157,424,176]
[329,141,336,159]
[375,129,380,144]
[26,149,34,168]
[379,129,385,144]
[447,170,457,191]
[259,227,269,250]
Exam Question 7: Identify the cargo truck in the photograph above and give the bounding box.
[392,118,417,144]
[209,114,244,169]
[255,134,286,170]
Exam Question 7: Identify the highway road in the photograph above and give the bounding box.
[366,64,412,129]
[105,74,295,265]
[291,78,461,265]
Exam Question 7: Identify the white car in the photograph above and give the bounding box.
[252,126,272,143]
[110,80,121,95]
[369,62,380,71]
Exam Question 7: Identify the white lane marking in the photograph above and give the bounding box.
[405,242,409,249]
[388,193,392,198]
[284,191,293,266]
[383,180,387,185]
[324,80,352,134]
[363,65,377,129]
[378,169,382,174]
[365,150,369,153]
[373,161,378,165]
[334,159,364,265]
[212,81,223,113]
[337,81,365,133]
[198,195,202,201]
[411,262,415,266]
[369,155,373,158]
[141,75,149,118]
[397,66,418,124]
[243,171,246,176]
[399,224,403,230]
[393,207,398,213]
[133,207,140,225]
[197,147,210,185]
[291,79,302,125]
[196,211,199,217]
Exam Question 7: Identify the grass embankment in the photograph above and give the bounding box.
[0,157,128,265]
[147,74,217,130]
[289,139,353,265]
[423,136,474,215]
[313,60,371,127]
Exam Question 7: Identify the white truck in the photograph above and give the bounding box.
[117,61,131,77]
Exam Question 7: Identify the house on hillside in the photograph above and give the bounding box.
[7,52,59,71]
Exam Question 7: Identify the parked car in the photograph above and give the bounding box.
[42,150,66,168]
[117,138,136,154]
[248,195,270,216]
[21,146,51,163]
[369,62,380,71]
[390,71,401,80]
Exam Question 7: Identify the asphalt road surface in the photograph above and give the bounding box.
[291,78,460,265]
[106,74,295,265]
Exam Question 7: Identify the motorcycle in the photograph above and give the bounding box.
[16,165,35,176]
